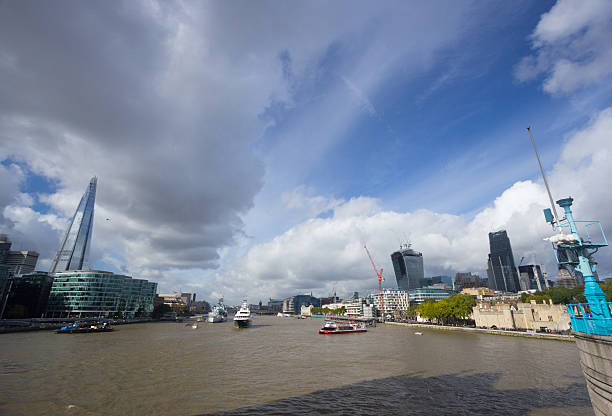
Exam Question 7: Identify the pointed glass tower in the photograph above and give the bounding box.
[49,177,97,274]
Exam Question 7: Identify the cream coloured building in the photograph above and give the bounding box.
[472,300,570,332]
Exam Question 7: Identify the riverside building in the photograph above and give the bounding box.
[0,272,54,319]
[390,244,424,290]
[282,295,320,315]
[367,290,410,318]
[45,270,157,318]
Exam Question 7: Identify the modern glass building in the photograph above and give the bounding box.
[408,288,455,304]
[518,264,547,291]
[49,177,97,274]
[390,244,424,290]
[0,272,54,319]
[486,230,520,293]
[45,270,157,318]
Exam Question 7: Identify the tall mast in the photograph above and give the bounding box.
[527,126,560,226]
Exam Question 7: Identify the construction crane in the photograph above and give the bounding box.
[364,245,385,322]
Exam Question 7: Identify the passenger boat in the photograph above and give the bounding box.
[318,321,367,334]
[233,300,251,328]
[56,322,113,334]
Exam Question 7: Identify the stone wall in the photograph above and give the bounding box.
[472,300,570,331]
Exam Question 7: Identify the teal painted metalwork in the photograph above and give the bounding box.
[544,197,612,335]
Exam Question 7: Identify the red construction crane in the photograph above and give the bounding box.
[364,245,385,322]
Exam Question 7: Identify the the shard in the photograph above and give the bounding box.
[49,177,97,274]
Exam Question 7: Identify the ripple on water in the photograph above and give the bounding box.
[0,317,594,415]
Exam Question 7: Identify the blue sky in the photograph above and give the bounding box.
[1,1,612,303]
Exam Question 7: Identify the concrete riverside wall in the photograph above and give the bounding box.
[573,332,612,416]
[472,301,570,332]
[386,322,574,341]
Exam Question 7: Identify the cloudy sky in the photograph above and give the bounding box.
[1,1,612,305]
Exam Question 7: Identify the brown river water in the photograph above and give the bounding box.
[0,316,593,415]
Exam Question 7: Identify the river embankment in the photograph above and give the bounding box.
[386,321,575,341]
[0,317,154,334]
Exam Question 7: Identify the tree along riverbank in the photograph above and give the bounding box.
[386,322,575,342]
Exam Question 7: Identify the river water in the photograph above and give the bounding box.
[0,316,593,415]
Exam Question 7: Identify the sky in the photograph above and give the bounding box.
[1,0,612,305]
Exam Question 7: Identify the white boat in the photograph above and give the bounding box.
[208,298,228,323]
[233,300,251,328]
[318,321,367,334]
[192,323,198,329]
[277,312,290,317]
[414,332,423,335]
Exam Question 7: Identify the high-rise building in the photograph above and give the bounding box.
[390,244,424,290]
[49,177,97,274]
[518,264,547,291]
[486,230,520,293]
[0,234,39,277]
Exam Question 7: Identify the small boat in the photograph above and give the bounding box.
[414,332,423,336]
[233,300,251,328]
[56,322,113,334]
[318,321,367,334]
[192,323,198,329]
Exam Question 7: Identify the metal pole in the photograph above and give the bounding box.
[527,126,560,225]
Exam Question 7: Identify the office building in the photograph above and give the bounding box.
[454,272,486,291]
[518,264,547,291]
[0,234,39,277]
[282,294,320,315]
[486,230,520,292]
[0,272,54,319]
[267,298,283,312]
[46,270,157,318]
[408,287,455,304]
[49,177,97,274]
[157,292,194,315]
[390,244,424,290]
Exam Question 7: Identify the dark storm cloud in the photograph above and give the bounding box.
[0,0,475,292]
[0,1,268,271]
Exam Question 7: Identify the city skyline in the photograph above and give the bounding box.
[1,1,612,304]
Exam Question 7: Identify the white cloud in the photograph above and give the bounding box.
[220,108,612,302]
[515,0,612,94]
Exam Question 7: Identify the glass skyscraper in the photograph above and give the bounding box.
[49,177,97,274]
[390,244,424,290]
[486,230,520,293]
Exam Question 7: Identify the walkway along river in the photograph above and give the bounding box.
[0,316,593,415]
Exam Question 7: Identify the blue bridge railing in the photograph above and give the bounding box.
[567,302,612,336]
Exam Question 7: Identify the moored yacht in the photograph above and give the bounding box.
[233,300,251,328]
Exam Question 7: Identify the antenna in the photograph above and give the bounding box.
[527,126,560,226]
